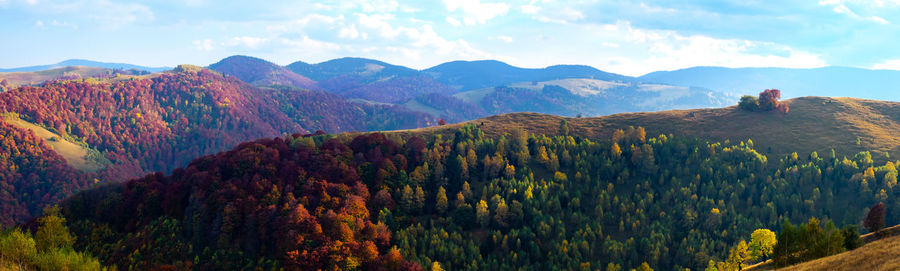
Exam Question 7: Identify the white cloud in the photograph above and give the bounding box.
[608,21,827,75]
[230,36,267,49]
[495,35,514,43]
[359,0,399,13]
[871,59,900,70]
[193,39,214,51]
[279,36,342,51]
[819,0,892,24]
[445,16,461,27]
[520,3,584,24]
[521,5,540,14]
[601,42,619,48]
[442,0,509,25]
[339,24,361,39]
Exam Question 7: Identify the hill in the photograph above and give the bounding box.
[287,57,420,83]
[0,67,435,226]
[0,66,149,88]
[208,55,318,90]
[775,232,900,270]
[0,59,169,73]
[452,78,732,117]
[417,96,900,159]
[640,66,900,101]
[55,116,900,270]
[424,60,633,91]
[216,56,731,123]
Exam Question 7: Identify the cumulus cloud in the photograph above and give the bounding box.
[441,0,509,25]
[871,59,900,70]
[15,0,154,28]
[339,24,362,39]
[230,36,268,49]
[818,0,891,24]
[445,16,461,27]
[606,21,828,75]
[193,39,215,51]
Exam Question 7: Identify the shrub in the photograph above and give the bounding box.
[738,95,759,111]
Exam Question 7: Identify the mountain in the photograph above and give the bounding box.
[447,96,900,158]
[452,78,733,117]
[287,57,420,82]
[0,59,170,73]
[0,66,149,88]
[220,56,729,123]
[424,60,633,91]
[639,66,900,101]
[0,66,435,226]
[55,101,899,270]
[208,55,318,90]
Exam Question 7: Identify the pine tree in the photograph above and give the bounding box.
[436,186,448,214]
[415,186,426,213]
[476,200,490,228]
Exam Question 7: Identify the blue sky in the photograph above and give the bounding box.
[1,0,900,76]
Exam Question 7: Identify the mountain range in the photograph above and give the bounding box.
[0,59,170,73]
[45,96,900,270]
[2,55,900,270]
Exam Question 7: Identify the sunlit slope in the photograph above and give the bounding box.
[402,96,900,158]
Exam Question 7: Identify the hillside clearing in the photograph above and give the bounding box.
[1,115,105,172]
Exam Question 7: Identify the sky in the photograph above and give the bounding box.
[2,0,900,76]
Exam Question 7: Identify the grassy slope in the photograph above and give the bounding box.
[1,115,105,172]
[0,66,112,87]
[396,96,900,159]
[782,234,900,270]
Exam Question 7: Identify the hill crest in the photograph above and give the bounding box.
[401,96,900,159]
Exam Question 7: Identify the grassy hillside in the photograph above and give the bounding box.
[1,115,106,172]
[403,96,900,159]
[0,66,148,87]
[780,233,900,270]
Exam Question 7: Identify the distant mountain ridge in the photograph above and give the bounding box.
[209,55,733,122]
[0,59,170,73]
[424,60,634,90]
[640,66,900,101]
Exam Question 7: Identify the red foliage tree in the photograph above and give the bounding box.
[864,202,886,233]
[60,133,419,270]
[758,89,782,111]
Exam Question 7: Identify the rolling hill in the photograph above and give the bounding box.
[451,78,733,117]
[0,59,169,73]
[781,233,900,270]
[424,60,633,91]
[0,66,149,88]
[399,96,900,159]
[0,66,435,226]
[208,55,318,90]
[287,57,420,83]
[52,98,900,270]
[640,66,900,101]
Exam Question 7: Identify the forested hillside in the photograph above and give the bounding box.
[56,123,900,270]
[0,66,434,226]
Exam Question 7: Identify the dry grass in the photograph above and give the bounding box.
[0,66,111,86]
[783,234,900,271]
[1,115,105,172]
[394,96,900,159]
